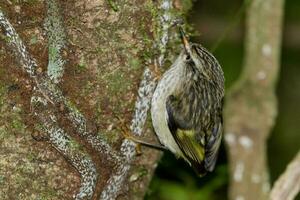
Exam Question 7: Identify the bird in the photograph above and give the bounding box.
[150,27,225,176]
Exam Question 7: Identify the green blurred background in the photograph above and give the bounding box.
[146,0,300,199]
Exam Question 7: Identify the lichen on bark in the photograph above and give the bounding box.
[0,0,185,199]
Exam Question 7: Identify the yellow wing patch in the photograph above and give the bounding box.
[176,129,205,164]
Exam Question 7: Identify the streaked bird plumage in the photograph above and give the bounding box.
[151,28,224,176]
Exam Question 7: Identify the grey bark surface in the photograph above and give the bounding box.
[270,151,300,200]
[224,0,285,200]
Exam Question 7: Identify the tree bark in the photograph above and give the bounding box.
[224,0,285,200]
[0,0,182,199]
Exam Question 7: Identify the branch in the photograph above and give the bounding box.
[224,0,285,199]
[270,151,300,200]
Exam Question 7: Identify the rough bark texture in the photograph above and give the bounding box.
[224,0,285,200]
[0,0,183,199]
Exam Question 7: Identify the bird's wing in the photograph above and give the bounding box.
[204,116,222,172]
[166,93,223,176]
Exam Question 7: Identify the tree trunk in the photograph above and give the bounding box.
[0,0,183,199]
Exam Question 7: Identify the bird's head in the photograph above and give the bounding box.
[179,27,224,85]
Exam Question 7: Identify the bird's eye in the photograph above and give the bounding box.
[185,55,191,61]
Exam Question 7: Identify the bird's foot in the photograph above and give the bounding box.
[115,115,167,153]
[120,124,142,155]
[116,116,143,155]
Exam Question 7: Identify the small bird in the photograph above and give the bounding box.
[151,27,225,176]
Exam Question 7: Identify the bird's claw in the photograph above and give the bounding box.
[115,116,143,155]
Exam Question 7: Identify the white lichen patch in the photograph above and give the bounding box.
[234,161,244,182]
[157,0,173,67]
[263,182,270,193]
[251,173,261,184]
[44,0,66,83]
[225,132,236,145]
[235,195,245,200]
[39,111,98,200]
[0,10,37,76]
[100,164,131,200]
[31,95,48,106]
[257,70,267,80]
[73,158,97,200]
[262,43,272,57]
[238,135,253,150]
[129,68,156,137]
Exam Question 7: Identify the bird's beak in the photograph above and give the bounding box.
[179,27,192,55]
